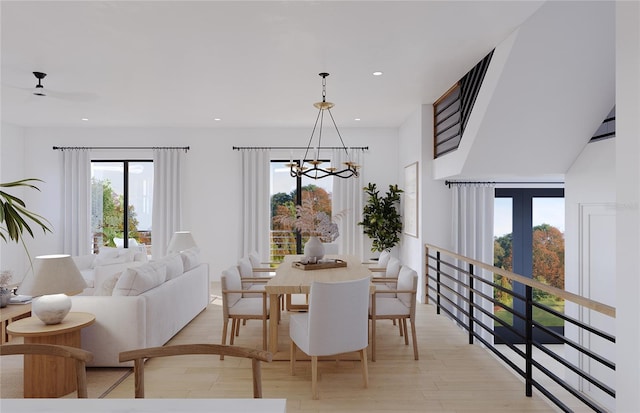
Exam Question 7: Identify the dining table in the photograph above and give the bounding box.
[264,254,373,354]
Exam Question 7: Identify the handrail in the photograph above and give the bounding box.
[425,243,615,318]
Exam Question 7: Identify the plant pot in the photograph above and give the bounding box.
[304,236,325,262]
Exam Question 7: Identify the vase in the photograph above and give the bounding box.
[0,288,11,308]
[304,236,325,262]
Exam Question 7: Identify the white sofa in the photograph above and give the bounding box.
[70,248,210,367]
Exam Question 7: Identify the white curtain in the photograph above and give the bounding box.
[152,149,184,258]
[62,149,91,255]
[241,149,270,260]
[332,148,365,259]
[451,184,495,344]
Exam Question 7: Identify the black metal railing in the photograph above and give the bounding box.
[425,243,616,412]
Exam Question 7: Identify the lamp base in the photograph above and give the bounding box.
[32,294,72,324]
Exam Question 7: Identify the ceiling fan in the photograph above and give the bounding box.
[6,71,98,102]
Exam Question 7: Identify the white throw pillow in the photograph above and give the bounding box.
[94,247,135,267]
[180,247,200,271]
[112,263,167,296]
[161,254,184,280]
[95,272,122,296]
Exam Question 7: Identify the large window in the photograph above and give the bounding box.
[269,160,333,262]
[493,188,565,344]
[91,161,153,253]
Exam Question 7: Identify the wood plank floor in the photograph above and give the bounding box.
[105,283,556,412]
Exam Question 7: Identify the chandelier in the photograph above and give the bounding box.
[288,72,360,179]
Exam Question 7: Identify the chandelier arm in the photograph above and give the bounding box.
[326,108,352,163]
[303,107,323,163]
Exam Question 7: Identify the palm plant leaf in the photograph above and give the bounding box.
[0,179,52,244]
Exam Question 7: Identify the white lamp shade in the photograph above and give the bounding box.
[18,254,87,297]
[167,231,197,255]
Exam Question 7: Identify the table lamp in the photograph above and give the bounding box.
[17,254,87,325]
[167,231,197,255]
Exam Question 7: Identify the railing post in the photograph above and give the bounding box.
[525,284,533,397]
[424,245,429,304]
[468,263,474,345]
[436,251,441,315]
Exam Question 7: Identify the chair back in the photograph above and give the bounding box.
[385,256,401,278]
[377,250,391,268]
[0,343,93,398]
[221,266,242,311]
[307,276,370,356]
[238,257,253,277]
[397,265,418,307]
[119,344,272,398]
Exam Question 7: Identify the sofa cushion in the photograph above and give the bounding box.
[160,254,184,280]
[113,263,167,296]
[94,247,135,267]
[180,247,200,271]
[79,269,95,288]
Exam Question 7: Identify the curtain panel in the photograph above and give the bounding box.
[241,150,270,261]
[451,184,495,344]
[62,149,91,255]
[152,149,184,258]
[332,148,365,259]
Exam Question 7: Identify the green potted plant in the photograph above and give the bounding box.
[358,182,403,252]
[1,178,52,257]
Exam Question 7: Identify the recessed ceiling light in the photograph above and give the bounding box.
[81,118,89,121]
[372,71,383,76]
[214,118,221,121]
[354,118,361,121]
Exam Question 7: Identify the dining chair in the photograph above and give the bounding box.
[366,250,391,269]
[221,265,269,357]
[289,276,370,400]
[370,255,401,290]
[0,343,93,398]
[369,265,419,362]
[119,344,272,398]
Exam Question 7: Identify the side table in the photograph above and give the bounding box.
[7,312,95,398]
[1,303,32,344]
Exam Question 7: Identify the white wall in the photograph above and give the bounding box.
[11,126,398,281]
[0,123,30,282]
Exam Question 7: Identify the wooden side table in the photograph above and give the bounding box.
[7,312,95,398]
[1,303,32,344]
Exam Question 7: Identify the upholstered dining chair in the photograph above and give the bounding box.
[221,265,269,357]
[0,343,93,398]
[289,276,371,400]
[370,255,401,290]
[119,344,272,398]
[369,265,419,362]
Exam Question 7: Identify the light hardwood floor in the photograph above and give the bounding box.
[105,283,556,412]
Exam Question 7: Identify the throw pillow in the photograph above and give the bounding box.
[95,272,122,296]
[161,254,184,280]
[180,247,200,271]
[113,263,167,296]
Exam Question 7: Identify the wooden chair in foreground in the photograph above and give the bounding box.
[119,344,273,398]
[0,343,93,398]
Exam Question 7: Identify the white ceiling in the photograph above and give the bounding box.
[1,1,544,129]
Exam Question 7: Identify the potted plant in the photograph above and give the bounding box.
[358,182,403,252]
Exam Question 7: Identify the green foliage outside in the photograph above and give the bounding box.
[493,223,565,327]
[91,178,139,248]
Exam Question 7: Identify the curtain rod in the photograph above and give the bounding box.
[53,146,190,151]
[445,180,564,188]
[232,146,368,151]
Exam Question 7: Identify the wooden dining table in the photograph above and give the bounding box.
[264,254,373,354]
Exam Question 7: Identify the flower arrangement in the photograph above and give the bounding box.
[276,197,344,243]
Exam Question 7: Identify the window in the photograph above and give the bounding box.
[269,160,333,262]
[91,160,153,253]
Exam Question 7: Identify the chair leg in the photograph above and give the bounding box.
[221,319,229,360]
[410,317,419,360]
[359,348,369,389]
[311,355,319,400]
[290,340,296,375]
[230,319,237,345]
[371,317,377,362]
[402,318,409,345]
[235,319,241,336]
[398,319,404,336]
[262,317,267,350]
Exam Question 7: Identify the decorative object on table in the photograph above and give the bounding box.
[358,182,403,252]
[292,259,347,271]
[287,72,360,180]
[17,254,88,324]
[275,197,345,262]
[167,231,198,255]
[0,270,13,308]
